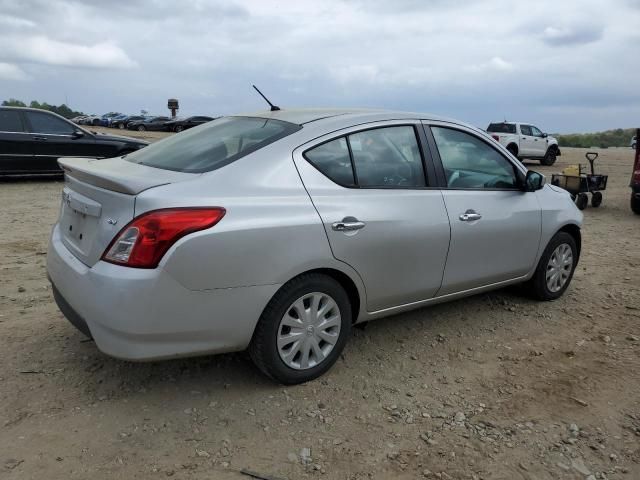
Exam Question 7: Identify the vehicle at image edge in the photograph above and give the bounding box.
[111,115,147,130]
[127,116,171,131]
[632,135,637,149]
[631,130,640,214]
[0,106,148,176]
[47,108,583,384]
[163,116,215,133]
[487,122,561,166]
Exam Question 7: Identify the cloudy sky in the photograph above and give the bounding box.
[1,0,638,132]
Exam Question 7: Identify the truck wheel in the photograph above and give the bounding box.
[507,144,518,158]
[541,148,557,166]
[631,194,640,215]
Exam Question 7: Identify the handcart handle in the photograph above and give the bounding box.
[585,151,598,175]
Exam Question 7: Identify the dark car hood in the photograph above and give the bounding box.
[92,131,148,145]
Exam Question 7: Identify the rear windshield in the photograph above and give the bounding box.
[125,116,301,173]
[487,123,516,134]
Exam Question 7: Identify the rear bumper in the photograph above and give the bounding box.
[47,224,280,361]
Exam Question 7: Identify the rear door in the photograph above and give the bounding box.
[293,121,451,312]
[0,109,32,174]
[23,110,98,171]
[518,124,536,156]
[425,122,541,294]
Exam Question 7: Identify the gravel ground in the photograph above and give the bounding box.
[0,136,638,480]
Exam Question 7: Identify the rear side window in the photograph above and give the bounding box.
[26,111,75,134]
[0,110,23,132]
[126,117,301,173]
[487,123,516,134]
[305,137,355,186]
[304,125,426,188]
[520,125,532,136]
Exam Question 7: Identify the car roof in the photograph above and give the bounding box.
[237,107,462,127]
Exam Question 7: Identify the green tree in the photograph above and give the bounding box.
[1,98,26,107]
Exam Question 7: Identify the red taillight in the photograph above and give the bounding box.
[491,135,500,141]
[102,207,226,268]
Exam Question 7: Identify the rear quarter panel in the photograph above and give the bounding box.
[134,142,367,300]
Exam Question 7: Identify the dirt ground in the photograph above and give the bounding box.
[1,133,638,480]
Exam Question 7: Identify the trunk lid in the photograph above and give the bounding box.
[57,157,197,266]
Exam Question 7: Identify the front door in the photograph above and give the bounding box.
[23,110,98,171]
[530,125,548,156]
[519,124,536,156]
[426,123,542,295]
[0,109,33,174]
[293,122,451,312]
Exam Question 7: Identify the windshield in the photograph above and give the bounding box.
[125,116,301,173]
[487,123,516,134]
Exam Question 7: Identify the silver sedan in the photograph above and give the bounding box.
[47,109,583,384]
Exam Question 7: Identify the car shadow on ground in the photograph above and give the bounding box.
[37,285,536,402]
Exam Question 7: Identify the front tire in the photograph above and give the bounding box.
[527,232,578,301]
[249,273,352,384]
[118,123,125,130]
[137,125,145,132]
[541,148,557,166]
[175,125,184,133]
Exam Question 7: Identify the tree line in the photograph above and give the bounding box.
[555,128,636,148]
[1,98,85,119]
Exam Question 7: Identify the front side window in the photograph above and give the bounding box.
[432,127,518,189]
[530,126,544,137]
[26,111,75,134]
[0,110,23,132]
[520,125,532,136]
[126,116,301,173]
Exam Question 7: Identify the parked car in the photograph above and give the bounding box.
[80,114,102,126]
[71,115,88,124]
[111,115,146,130]
[127,116,171,131]
[631,131,640,214]
[99,112,122,127]
[47,109,582,384]
[632,135,637,149]
[0,107,148,176]
[164,116,215,132]
[487,122,560,165]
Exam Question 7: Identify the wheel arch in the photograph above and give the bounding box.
[266,267,363,325]
[558,223,581,260]
[506,143,519,156]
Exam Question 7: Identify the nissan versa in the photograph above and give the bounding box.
[47,109,583,384]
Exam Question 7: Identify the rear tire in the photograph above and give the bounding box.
[118,123,125,130]
[175,125,184,133]
[631,193,640,215]
[541,148,557,166]
[575,193,588,210]
[249,273,352,385]
[507,144,518,158]
[527,231,577,301]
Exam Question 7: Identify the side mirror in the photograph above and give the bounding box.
[542,132,548,138]
[524,170,545,191]
[71,130,85,139]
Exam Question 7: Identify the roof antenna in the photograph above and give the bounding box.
[252,85,281,111]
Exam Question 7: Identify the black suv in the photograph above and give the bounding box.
[0,107,148,176]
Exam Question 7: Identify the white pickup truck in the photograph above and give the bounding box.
[486,122,561,166]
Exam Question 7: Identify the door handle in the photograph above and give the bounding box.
[33,136,47,141]
[332,218,366,232]
[459,210,482,222]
